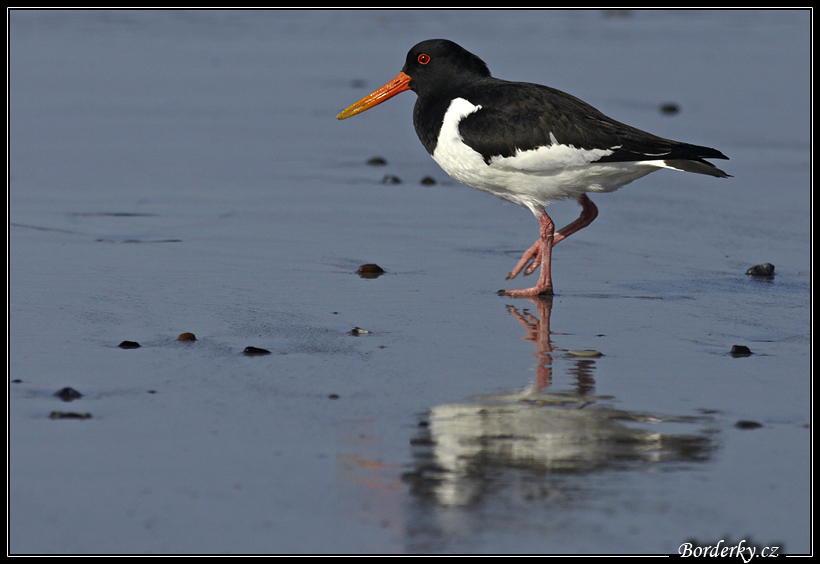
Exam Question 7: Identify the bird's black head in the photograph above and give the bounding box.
[401,39,491,95]
[336,39,491,121]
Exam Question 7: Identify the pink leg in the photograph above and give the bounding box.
[507,195,599,280]
[501,210,556,297]
[502,195,598,296]
[554,194,598,245]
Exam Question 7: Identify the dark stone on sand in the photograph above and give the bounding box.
[735,420,763,430]
[746,263,775,277]
[420,176,436,185]
[118,340,141,349]
[367,156,387,166]
[49,411,92,420]
[730,345,753,357]
[350,327,371,336]
[243,346,271,356]
[55,387,83,401]
[357,263,385,278]
[177,332,197,342]
[381,174,401,184]
[659,102,680,115]
[567,349,603,358]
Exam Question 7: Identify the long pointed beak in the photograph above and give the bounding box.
[336,71,412,120]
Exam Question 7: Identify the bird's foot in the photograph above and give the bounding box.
[506,239,542,280]
[498,284,554,298]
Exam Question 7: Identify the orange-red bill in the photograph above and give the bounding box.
[336,71,412,120]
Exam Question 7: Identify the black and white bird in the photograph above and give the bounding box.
[337,39,730,297]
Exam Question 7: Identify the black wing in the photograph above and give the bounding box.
[457,80,729,176]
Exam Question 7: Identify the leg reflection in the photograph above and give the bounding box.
[505,296,597,394]
[506,296,559,390]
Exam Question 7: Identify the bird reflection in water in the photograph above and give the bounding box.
[402,296,716,510]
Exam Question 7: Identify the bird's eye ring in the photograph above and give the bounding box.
[417,53,430,65]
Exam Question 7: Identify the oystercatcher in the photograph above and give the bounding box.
[337,39,730,296]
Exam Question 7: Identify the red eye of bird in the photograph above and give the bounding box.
[417,53,430,65]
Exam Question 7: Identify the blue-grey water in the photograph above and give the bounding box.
[9,9,810,554]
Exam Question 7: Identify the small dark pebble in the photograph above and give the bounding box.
[409,436,436,446]
[177,332,197,342]
[730,345,753,357]
[420,176,436,185]
[49,411,92,420]
[381,174,402,185]
[118,340,140,349]
[350,327,371,336]
[328,394,340,399]
[746,263,775,277]
[659,102,680,115]
[55,387,83,402]
[357,263,385,278]
[12,379,22,384]
[735,420,763,430]
[366,156,387,166]
[243,346,271,356]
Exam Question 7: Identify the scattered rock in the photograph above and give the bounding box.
[730,345,753,357]
[243,346,271,356]
[357,263,385,278]
[328,394,340,399]
[659,102,680,115]
[735,420,763,430]
[177,332,197,342]
[420,176,436,185]
[49,411,92,420]
[118,340,140,349]
[567,349,603,358]
[381,174,402,185]
[366,156,387,166]
[350,327,371,336]
[54,387,83,402]
[746,263,775,277]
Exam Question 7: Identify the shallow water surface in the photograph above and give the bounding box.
[9,9,810,554]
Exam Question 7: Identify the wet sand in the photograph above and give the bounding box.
[9,10,810,554]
